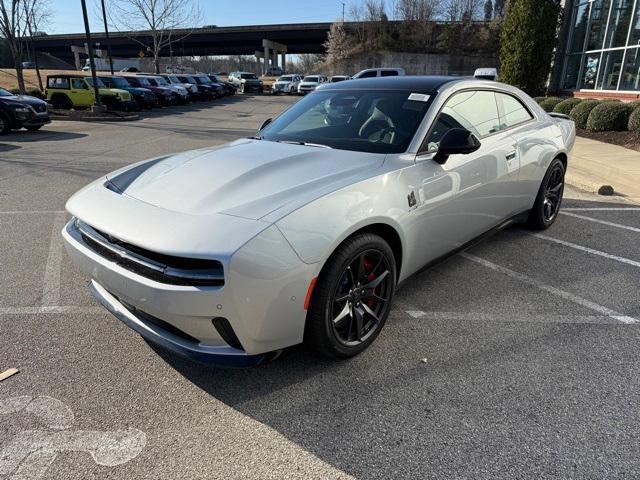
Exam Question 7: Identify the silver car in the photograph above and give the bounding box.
[62,77,575,366]
[272,74,302,94]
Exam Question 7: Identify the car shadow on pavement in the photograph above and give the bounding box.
[151,193,640,479]
[1,130,88,142]
[0,143,21,153]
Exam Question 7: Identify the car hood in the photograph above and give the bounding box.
[274,81,292,85]
[300,82,319,86]
[0,94,46,106]
[106,139,384,221]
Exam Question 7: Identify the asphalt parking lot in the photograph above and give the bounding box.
[1,94,640,479]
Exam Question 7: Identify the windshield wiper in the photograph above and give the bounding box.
[277,140,332,149]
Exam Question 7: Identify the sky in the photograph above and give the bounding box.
[48,0,356,34]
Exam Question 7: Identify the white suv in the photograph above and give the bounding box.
[272,74,302,94]
[352,68,406,79]
[297,75,327,95]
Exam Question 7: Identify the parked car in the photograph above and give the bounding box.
[98,75,158,110]
[207,74,236,96]
[123,75,177,106]
[297,75,327,94]
[352,68,406,79]
[228,72,263,94]
[271,74,302,94]
[330,75,351,83]
[21,61,36,69]
[174,75,210,100]
[0,87,50,134]
[192,74,225,98]
[46,74,135,111]
[146,75,189,104]
[61,76,576,366]
[160,74,199,100]
[265,66,284,77]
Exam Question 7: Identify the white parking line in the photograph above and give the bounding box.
[560,211,640,233]
[533,233,640,268]
[41,213,68,307]
[402,311,623,324]
[459,253,639,324]
[563,208,640,211]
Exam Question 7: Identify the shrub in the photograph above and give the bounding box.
[538,96,564,112]
[9,87,20,95]
[553,98,582,115]
[628,107,640,131]
[533,96,546,104]
[569,100,600,129]
[499,0,562,95]
[25,88,44,99]
[586,102,634,132]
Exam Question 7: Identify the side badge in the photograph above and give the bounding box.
[408,190,417,208]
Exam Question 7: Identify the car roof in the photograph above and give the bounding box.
[319,76,463,92]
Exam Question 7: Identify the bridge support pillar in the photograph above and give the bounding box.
[281,52,286,73]
[262,39,287,75]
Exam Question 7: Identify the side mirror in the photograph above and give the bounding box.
[259,118,272,131]
[433,128,481,165]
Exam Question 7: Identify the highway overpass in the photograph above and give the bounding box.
[32,22,337,66]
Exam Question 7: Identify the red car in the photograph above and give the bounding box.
[121,75,177,106]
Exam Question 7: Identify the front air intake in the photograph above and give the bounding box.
[212,317,243,350]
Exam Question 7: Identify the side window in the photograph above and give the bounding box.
[48,77,68,89]
[424,90,500,152]
[71,78,86,89]
[359,71,378,78]
[381,70,398,77]
[496,93,534,130]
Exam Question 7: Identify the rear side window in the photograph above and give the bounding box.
[381,70,398,77]
[48,77,68,89]
[424,90,500,151]
[496,93,533,129]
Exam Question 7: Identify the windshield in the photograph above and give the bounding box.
[153,77,169,85]
[136,77,151,86]
[240,73,257,80]
[108,77,130,88]
[185,76,197,83]
[85,77,106,88]
[260,89,433,154]
[303,76,319,82]
[279,76,293,82]
[168,76,180,83]
[197,75,212,84]
[0,88,12,97]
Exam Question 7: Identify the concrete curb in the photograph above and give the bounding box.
[50,114,140,122]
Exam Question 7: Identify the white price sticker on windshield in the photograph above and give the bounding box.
[408,93,430,102]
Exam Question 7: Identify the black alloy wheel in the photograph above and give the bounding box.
[526,158,566,230]
[305,233,396,358]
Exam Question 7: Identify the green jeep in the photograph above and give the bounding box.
[46,74,136,111]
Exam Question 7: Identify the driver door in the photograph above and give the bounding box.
[407,90,518,268]
[71,78,94,107]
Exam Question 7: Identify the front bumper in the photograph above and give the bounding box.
[89,280,269,367]
[62,215,316,365]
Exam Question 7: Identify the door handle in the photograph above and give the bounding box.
[506,151,517,161]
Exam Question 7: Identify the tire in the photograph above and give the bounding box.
[239,83,245,94]
[0,113,11,134]
[25,125,43,131]
[51,94,72,110]
[526,158,566,230]
[305,233,396,359]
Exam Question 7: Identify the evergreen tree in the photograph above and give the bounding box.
[499,0,562,95]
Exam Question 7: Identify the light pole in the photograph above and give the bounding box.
[100,0,114,75]
[80,0,103,111]
[342,2,345,22]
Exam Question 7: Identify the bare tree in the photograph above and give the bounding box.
[395,0,439,48]
[23,0,50,92]
[324,21,350,64]
[0,0,28,93]
[103,0,202,74]
[483,0,493,20]
[442,0,483,22]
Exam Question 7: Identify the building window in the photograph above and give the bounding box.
[570,2,591,52]
[620,47,640,89]
[582,54,601,89]
[605,0,635,48]
[587,0,612,50]
[598,50,625,89]
[563,54,583,89]
[628,1,640,46]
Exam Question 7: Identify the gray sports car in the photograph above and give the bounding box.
[62,76,576,366]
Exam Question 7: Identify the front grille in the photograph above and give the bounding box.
[118,298,201,343]
[76,219,224,287]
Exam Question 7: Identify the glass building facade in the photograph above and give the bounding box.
[562,0,640,92]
